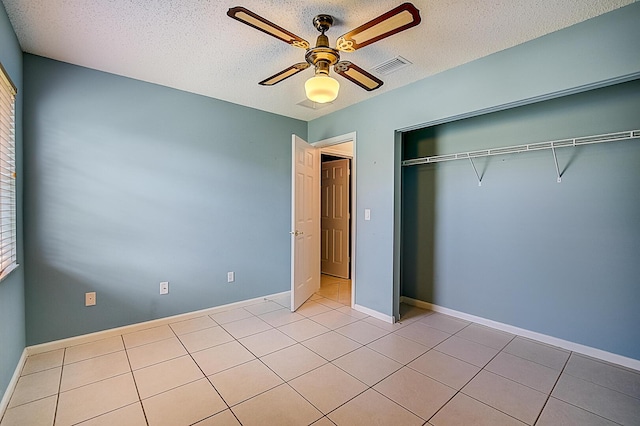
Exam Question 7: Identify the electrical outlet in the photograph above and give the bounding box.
[85,292,96,306]
[227,272,235,283]
[160,281,169,295]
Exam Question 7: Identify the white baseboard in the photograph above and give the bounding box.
[354,304,394,324]
[27,291,291,356]
[401,297,640,372]
[0,348,27,420]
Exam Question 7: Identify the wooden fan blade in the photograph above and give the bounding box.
[227,6,310,49]
[259,63,310,86]
[334,62,383,91]
[336,3,421,52]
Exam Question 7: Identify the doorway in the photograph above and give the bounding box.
[319,154,351,305]
[321,155,351,279]
[313,133,356,308]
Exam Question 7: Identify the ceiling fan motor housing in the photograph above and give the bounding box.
[306,15,340,76]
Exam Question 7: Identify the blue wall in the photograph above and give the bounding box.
[402,80,640,359]
[3,0,639,388]
[22,55,306,345]
[309,3,640,359]
[0,1,25,400]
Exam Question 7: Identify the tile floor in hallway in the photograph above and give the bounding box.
[2,276,639,425]
[317,274,351,306]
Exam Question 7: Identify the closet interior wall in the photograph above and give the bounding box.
[400,79,640,360]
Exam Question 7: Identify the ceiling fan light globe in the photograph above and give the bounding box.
[305,75,339,103]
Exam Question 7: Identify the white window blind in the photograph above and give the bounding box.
[0,62,17,279]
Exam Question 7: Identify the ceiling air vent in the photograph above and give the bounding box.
[372,56,412,76]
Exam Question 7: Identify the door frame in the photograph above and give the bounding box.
[320,158,351,279]
[393,130,403,322]
[312,132,357,308]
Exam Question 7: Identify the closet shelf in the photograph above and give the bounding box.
[402,130,640,167]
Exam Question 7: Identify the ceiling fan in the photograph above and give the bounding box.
[227,3,421,104]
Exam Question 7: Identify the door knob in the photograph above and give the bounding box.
[290,230,304,236]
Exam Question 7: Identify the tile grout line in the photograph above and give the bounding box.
[534,353,630,426]
[313,383,368,423]
[220,303,348,423]
[56,347,140,424]
[122,323,226,423]
[450,322,515,352]
[51,347,66,426]
[454,332,548,425]
[459,392,533,425]
[480,363,560,396]
[169,320,239,425]
[209,304,326,423]
[446,332,532,425]
[225,293,372,423]
[4,348,142,424]
[149,327,234,421]
[0,369,63,409]
[424,332,517,424]
[121,334,151,426]
[272,347,371,423]
[531,349,572,426]
[559,354,640,401]
[458,368,554,424]
[460,333,568,398]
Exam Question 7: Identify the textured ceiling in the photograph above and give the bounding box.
[2,0,634,121]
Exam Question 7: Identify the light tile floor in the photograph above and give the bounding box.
[2,278,639,425]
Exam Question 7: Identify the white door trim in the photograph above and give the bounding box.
[313,132,356,308]
[393,130,403,322]
[320,158,350,279]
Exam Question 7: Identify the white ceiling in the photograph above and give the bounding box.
[2,0,634,121]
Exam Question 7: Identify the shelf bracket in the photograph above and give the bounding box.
[469,157,482,186]
[551,145,562,183]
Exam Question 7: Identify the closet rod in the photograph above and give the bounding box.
[402,129,640,167]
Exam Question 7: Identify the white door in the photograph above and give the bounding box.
[291,135,320,311]
[321,159,350,279]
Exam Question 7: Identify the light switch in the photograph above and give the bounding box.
[364,208,371,221]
